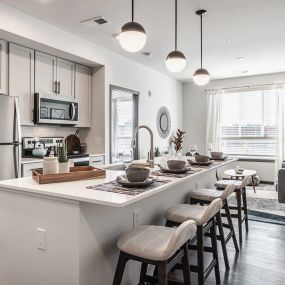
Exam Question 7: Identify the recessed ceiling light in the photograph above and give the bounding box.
[141,52,152,58]
[236,57,244,61]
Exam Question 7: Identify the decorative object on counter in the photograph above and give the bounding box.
[58,141,69,173]
[152,167,201,179]
[234,166,244,174]
[189,144,198,156]
[167,159,186,170]
[188,159,213,166]
[122,149,134,163]
[171,129,186,154]
[210,151,223,160]
[80,143,87,154]
[87,179,171,196]
[32,141,47,158]
[66,131,81,154]
[154,146,160,157]
[117,175,154,187]
[33,166,106,184]
[125,166,150,182]
[118,0,146,52]
[207,142,213,156]
[156,106,171,139]
[43,157,59,175]
[195,155,210,163]
[158,164,190,174]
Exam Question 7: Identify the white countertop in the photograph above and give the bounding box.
[0,159,236,207]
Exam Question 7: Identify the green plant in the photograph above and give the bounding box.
[154,146,160,157]
[171,129,186,153]
[58,141,68,163]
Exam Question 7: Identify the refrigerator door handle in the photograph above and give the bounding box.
[14,98,22,178]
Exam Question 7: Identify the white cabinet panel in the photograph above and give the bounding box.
[9,43,35,125]
[0,39,8,94]
[22,162,43,177]
[89,155,105,167]
[35,51,56,94]
[75,64,91,127]
[56,58,75,97]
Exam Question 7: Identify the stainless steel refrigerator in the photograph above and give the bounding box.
[0,95,21,180]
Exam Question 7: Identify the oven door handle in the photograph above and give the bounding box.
[70,103,76,121]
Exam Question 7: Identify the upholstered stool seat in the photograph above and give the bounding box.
[215,179,244,189]
[117,221,196,261]
[164,198,223,285]
[113,220,197,285]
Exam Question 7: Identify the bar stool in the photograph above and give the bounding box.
[164,198,223,285]
[113,220,197,285]
[215,175,252,244]
[189,184,239,270]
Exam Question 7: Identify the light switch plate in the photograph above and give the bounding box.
[133,210,141,228]
[37,228,46,251]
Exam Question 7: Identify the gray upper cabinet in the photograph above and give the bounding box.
[75,64,91,127]
[0,39,8,95]
[35,51,56,95]
[9,43,35,126]
[35,51,75,97]
[56,58,75,97]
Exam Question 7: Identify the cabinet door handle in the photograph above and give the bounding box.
[57,81,61,94]
[53,81,57,93]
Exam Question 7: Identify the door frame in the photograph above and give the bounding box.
[109,85,139,164]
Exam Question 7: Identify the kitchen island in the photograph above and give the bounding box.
[0,159,236,285]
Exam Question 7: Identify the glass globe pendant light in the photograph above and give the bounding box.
[118,0,146,52]
[165,0,186,73]
[193,10,210,86]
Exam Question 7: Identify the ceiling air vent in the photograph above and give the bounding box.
[81,17,110,28]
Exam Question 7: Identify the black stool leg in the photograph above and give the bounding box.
[242,187,249,232]
[139,262,148,284]
[197,225,204,285]
[210,218,221,284]
[113,252,128,285]
[157,263,168,285]
[182,244,191,285]
[224,199,239,252]
[236,190,243,244]
[216,212,230,270]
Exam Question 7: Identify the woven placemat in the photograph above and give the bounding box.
[87,179,171,196]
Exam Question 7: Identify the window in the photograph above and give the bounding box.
[110,86,138,163]
[220,89,277,157]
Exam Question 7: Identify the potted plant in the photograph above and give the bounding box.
[171,129,186,155]
[58,141,69,173]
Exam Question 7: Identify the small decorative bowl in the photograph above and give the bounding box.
[167,159,186,170]
[195,155,210,163]
[126,167,150,182]
[211,152,224,160]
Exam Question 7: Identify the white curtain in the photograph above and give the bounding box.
[206,90,223,151]
[275,85,285,182]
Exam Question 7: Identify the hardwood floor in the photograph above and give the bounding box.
[170,220,285,285]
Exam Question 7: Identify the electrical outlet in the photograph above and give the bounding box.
[37,228,46,251]
[133,210,141,228]
[195,181,200,189]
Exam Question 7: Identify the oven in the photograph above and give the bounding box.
[34,93,79,125]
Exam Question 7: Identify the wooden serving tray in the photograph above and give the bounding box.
[32,166,106,184]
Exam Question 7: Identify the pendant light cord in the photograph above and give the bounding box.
[132,0,134,22]
[200,13,203,68]
[175,0,177,51]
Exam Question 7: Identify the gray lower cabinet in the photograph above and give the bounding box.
[9,43,35,125]
[89,155,105,167]
[75,64,91,127]
[22,162,43,177]
[0,39,8,95]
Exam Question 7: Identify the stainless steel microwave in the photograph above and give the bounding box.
[34,93,79,125]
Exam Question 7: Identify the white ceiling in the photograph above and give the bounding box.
[1,0,285,82]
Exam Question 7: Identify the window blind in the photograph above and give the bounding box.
[220,89,277,157]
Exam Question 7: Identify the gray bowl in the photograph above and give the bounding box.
[126,167,150,182]
[195,155,210,163]
[167,160,186,170]
[211,152,223,159]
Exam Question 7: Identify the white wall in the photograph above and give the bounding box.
[0,3,182,162]
[182,72,285,182]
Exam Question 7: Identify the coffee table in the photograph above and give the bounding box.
[224,169,257,193]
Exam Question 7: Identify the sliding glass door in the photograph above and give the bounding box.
[110,85,139,164]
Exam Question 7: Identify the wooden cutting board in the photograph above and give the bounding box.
[66,134,81,154]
